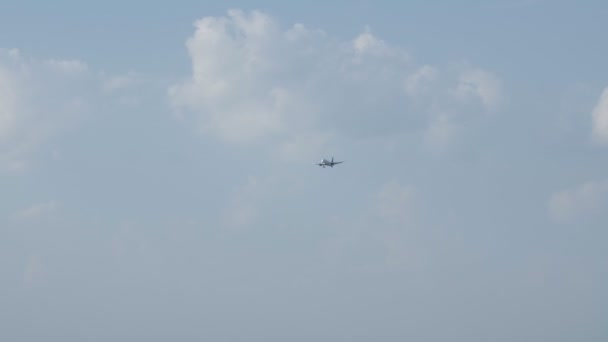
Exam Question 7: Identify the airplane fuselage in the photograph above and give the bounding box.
[317,157,343,168]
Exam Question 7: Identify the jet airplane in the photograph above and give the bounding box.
[316,157,344,168]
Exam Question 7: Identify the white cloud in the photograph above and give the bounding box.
[451,67,501,110]
[284,23,326,42]
[405,65,439,97]
[591,87,608,145]
[167,9,291,143]
[0,50,90,170]
[169,10,503,160]
[351,26,407,63]
[549,179,608,222]
[352,27,382,54]
[0,49,136,170]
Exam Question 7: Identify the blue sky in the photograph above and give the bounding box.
[1,1,608,341]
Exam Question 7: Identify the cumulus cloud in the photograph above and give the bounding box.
[549,179,608,222]
[0,49,91,170]
[0,49,138,170]
[168,10,289,143]
[405,65,439,97]
[351,26,407,62]
[168,10,503,160]
[451,66,501,110]
[591,87,608,145]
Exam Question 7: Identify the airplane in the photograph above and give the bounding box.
[316,157,344,168]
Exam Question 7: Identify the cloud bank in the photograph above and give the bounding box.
[168,10,502,160]
[0,49,137,171]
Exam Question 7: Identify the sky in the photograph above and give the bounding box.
[1,1,608,341]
